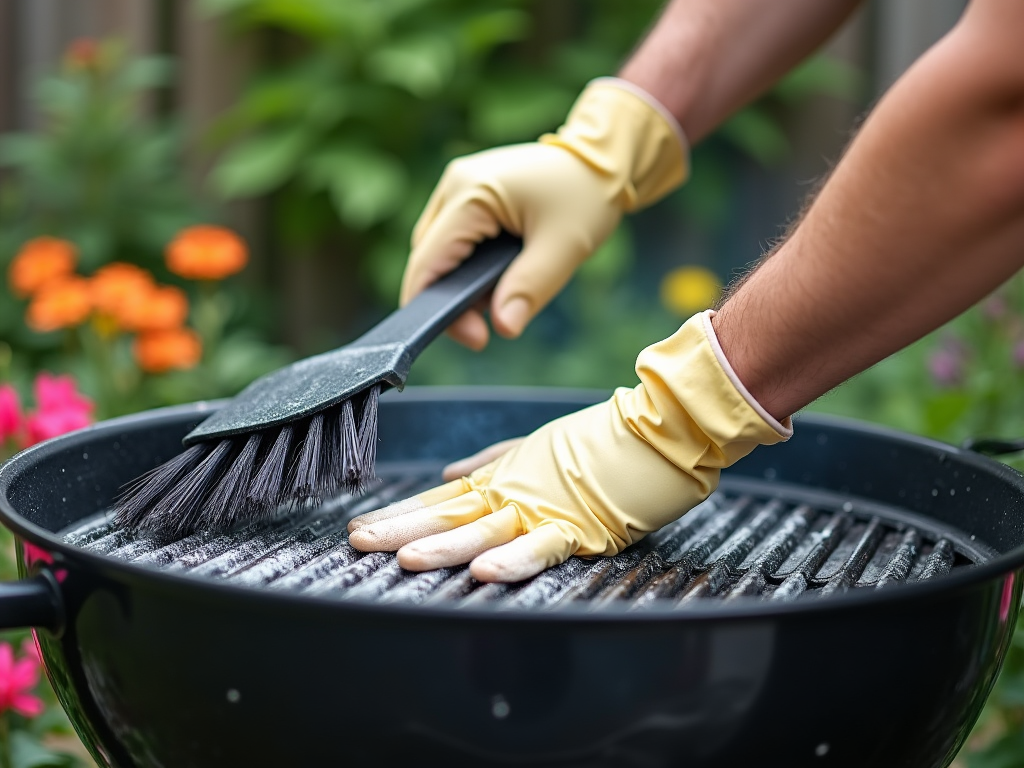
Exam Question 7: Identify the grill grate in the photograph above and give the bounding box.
[62,472,991,611]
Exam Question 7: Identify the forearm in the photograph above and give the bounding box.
[619,0,863,142]
[713,0,1024,420]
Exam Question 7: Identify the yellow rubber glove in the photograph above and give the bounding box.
[402,77,689,348]
[348,311,791,582]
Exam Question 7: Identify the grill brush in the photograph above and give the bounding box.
[114,233,520,537]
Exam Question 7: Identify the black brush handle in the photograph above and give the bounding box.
[352,232,521,359]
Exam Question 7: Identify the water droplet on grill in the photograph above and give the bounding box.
[491,695,510,719]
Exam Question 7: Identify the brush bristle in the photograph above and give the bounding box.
[357,385,379,485]
[203,433,262,529]
[339,399,362,490]
[247,425,293,514]
[142,440,235,537]
[286,413,324,509]
[113,383,384,537]
[115,444,212,531]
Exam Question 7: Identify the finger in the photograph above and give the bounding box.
[469,522,578,583]
[489,232,590,338]
[442,438,525,482]
[347,479,466,533]
[397,506,521,571]
[349,491,489,552]
[401,196,503,306]
[445,309,489,351]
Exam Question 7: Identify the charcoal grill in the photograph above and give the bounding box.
[2,387,1024,768]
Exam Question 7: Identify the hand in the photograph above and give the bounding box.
[402,78,688,350]
[441,438,523,482]
[348,311,791,582]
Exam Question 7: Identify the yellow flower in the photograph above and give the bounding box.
[660,266,721,317]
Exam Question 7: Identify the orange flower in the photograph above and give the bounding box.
[133,328,202,373]
[26,277,92,332]
[8,237,77,298]
[90,263,155,319]
[166,226,248,280]
[65,39,100,71]
[119,285,189,333]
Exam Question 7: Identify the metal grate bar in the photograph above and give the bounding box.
[917,539,955,581]
[631,498,751,604]
[676,500,786,604]
[379,567,459,605]
[874,529,921,588]
[819,518,885,597]
[726,506,814,600]
[66,482,989,611]
[303,551,392,596]
[771,513,852,602]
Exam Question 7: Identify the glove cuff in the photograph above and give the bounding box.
[701,310,793,438]
[539,78,690,212]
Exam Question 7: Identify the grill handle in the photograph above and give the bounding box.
[962,437,1024,457]
[0,574,63,632]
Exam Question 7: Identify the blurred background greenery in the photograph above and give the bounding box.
[2,0,1023,765]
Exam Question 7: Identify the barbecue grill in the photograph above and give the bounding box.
[2,387,1023,768]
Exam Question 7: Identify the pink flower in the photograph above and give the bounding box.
[20,373,93,448]
[23,408,92,446]
[0,641,44,717]
[928,349,964,387]
[928,334,970,387]
[0,384,21,443]
[33,373,92,416]
[983,294,1008,321]
[21,637,41,666]
[21,542,53,567]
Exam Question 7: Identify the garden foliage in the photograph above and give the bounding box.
[1,2,1019,765]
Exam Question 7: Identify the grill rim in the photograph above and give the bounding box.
[3,389,1024,623]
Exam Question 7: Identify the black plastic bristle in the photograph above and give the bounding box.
[144,440,235,537]
[339,399,362,490]
[115,443,212,530]
[203,433,262,529]
[247,425,294,514]
[357,385,380,484]
[287,413,325,508]
[113,385,384,537]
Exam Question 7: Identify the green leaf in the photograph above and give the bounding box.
[235,0,361,39]
[459,10,531,54]
[719,108,790,166]
[210,128,311,198]
[578,224,633,284]
[468,80,575,144]
[9,731,75,768]
[775,55,864,104]
[303,143,408,229]
[923,391,974,437]
[365,34,456,98]
[121,57,175,90]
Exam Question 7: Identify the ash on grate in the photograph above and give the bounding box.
[63,474,992,611]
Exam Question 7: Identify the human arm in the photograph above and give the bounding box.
[349,0,1024,583]
[405,0,864,350]
[714,0,1024,419]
